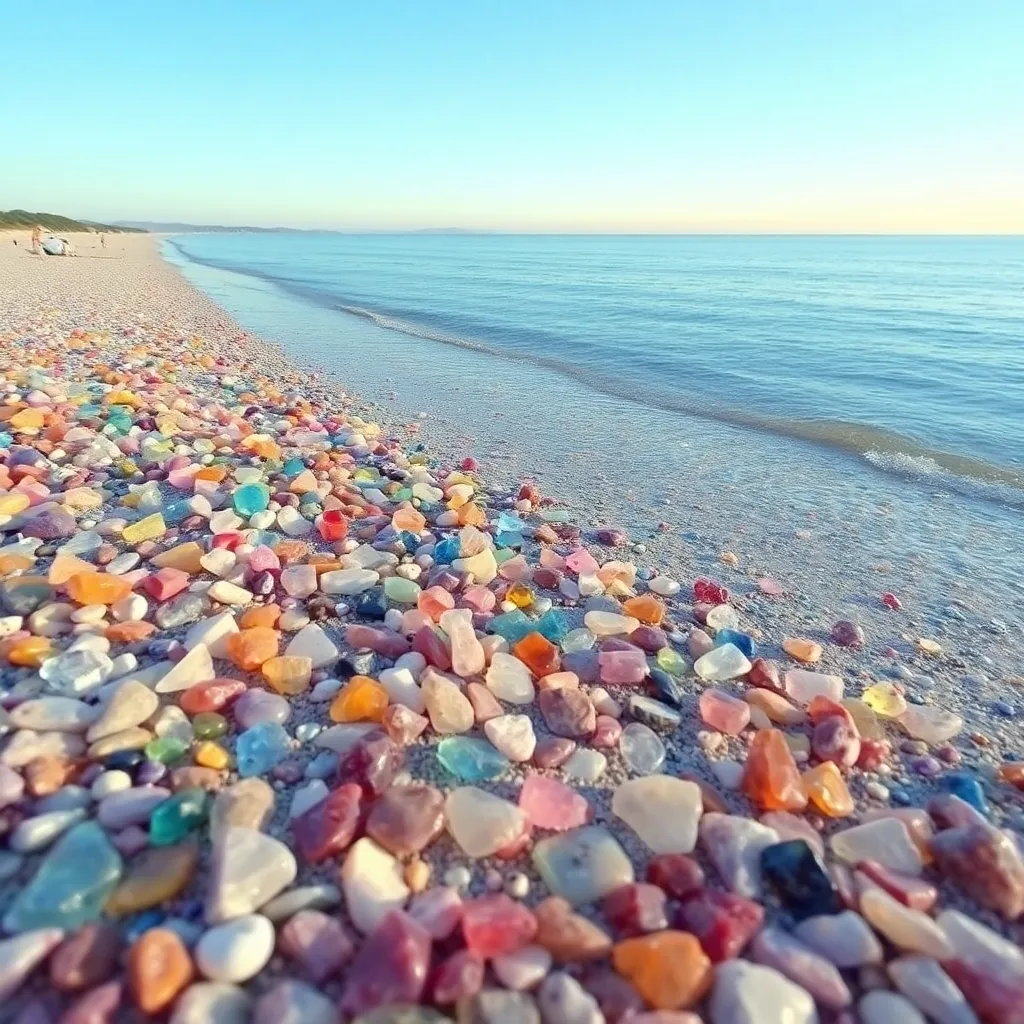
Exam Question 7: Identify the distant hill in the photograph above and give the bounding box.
[114,221,288,233]
[0,210,145,233]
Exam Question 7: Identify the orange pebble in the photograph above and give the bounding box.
[4,635,53,667]
[612,931,712,1010]
[330,675,389,723]
[622,594,666,626]
[226,627,280,671]
[262,655,312,695]
[803,761,855,817]
[106,621,158,643]
[513,632,561,677]
[741,728,808,812]
[65,571,133,605]
[239,603,281,629]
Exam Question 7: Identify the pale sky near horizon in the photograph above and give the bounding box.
[3,1,1023,233]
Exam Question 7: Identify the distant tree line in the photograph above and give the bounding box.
[0,210,146,232]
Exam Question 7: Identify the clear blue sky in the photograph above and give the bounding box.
[3,1,1022,231]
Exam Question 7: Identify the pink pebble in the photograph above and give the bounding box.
[518,774,590,831]
[597,648,647,685]
[565,548,600,576]
[698,688,751,735]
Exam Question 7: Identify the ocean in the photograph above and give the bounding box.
[164,232,1024,633]
[165,233,1024,490]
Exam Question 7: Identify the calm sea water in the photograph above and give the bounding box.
[167,233,1024,492]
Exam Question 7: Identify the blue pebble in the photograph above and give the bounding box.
[236,722,292,777]
[535,608,571,644]
[714,628,757,658]
[496,510,527,534]
[939,772,988,815]
[433,536,461,564]
[993,700,1017,718]
[495,530,524,550]
[436,736,509,781]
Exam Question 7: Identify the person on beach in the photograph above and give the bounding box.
[30,225,42,254]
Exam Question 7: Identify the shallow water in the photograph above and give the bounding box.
[167,232,1024,492]
[165,237,1024,649]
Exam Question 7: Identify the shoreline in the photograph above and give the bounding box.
[0,234,1021,1020]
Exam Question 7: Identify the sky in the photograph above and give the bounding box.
[2,1,1023,232]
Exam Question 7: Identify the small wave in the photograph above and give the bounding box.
[165,237,1024,508]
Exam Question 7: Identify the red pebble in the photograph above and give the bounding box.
[461,894,537,958]
[646,854,706,899]
[602,883,668,937]
[675,889,764,962]
[179,678,246,715]
[856,738,890,771]
[340,911,432,1018]
[431,949,484,1004]
[746,658,783,692]
[881,592,902,610]
[411,626,452,671]
[336,729,403,797]
[693,578,729,605]
[292,783,362,863]
[944,959,1024,1024]
[460,457,478,472]
[856,860,938,912]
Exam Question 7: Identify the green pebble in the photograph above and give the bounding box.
[192,712,228,740]
[149,788,208,846]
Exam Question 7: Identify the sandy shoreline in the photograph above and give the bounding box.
[0,233,1021,1021]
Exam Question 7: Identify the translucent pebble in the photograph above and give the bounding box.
[619,722,666,775]
[898,705,963,744]
[562,748,607,781]
[236,723,292,777]
[862,683,908,718]
[694,644,751,682]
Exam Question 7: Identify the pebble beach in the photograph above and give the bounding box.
[0,233,1022,1024]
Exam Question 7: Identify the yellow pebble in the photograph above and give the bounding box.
[121,513,167,546]
[404,858,431,893]
[0,493,31,517]
[861,682,908,718]
[194,741,230,770]
[917,637,942,655]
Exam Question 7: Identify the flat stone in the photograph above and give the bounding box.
[698,813,779,898]
[366,784,446,856]
[710,960,817,1024]
[194,914,275,983]
[278,909,354,982]
[446,787,529,858]
[341,837,411,934]
[252,980,339,1024]
[10,697,98,732]
[830,818,923,875]
[0,928,65,1000]
[86,680,159,742]
[209,778,275,839]
[859,991,927,1024]
[532,827,634,906]
[794,910,884,967]
[888,956,980,1024]
[860,886,953,958]
[170,982,254,1024]
[50,922,121,992]
[106,841,199,917]
[3,821,123,933]
[154,643,216,693]
[612,775,702,853]
[206,826,298,923]
[749,927,851,1010]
